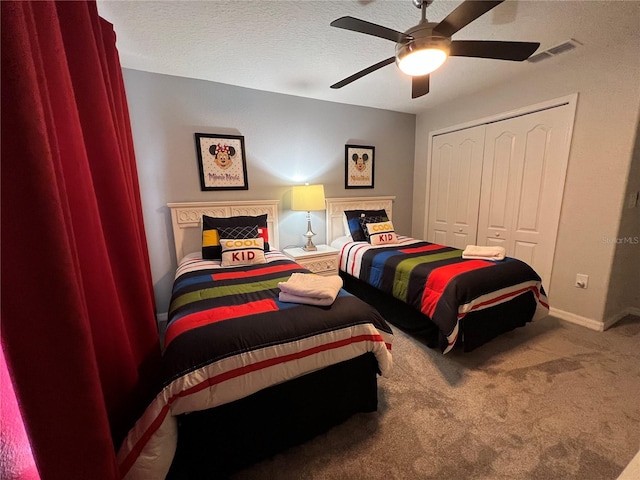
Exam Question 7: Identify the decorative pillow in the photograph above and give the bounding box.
[220,237,266,267]
[202,214,270,260]
[359,215,386,241]
[344,209,389,242]
[365,221,398,246]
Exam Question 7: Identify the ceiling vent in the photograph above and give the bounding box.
[527,38,582,63]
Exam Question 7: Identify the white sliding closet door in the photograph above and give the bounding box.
[477,105,573,287]
[427,125,485,249]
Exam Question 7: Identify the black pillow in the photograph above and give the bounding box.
[202,214,269,260]
[218,225,259,240]
[344,209,389,242]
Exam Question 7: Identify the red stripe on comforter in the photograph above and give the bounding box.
[399,244,446,254]
[421,260,494,317]
[212,263,300,281]
[164,298,278,347]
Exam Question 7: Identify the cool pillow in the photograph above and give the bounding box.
[365,221,399,245]
[220,237,266,267]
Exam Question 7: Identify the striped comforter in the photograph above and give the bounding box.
[117,251,393,480]
[337,236,549,353]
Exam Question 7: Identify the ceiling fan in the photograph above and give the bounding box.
[330,0,540,99]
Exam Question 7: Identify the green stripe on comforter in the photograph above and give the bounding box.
[170,276,289,314]
[392,250,463,302]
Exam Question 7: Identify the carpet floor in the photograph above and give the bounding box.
[232,314,640,479]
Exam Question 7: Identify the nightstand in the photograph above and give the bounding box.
[282,244,340,276]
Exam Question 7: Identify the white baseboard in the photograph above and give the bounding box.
[549,308,604,331]
[550,306,640,332]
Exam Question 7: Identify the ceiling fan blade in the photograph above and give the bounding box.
[330,16,413,44]
[450,40,540,61]
[331,57,396,89]
[412,75,430,99]
[434,0,504,37]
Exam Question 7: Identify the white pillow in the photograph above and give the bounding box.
[220,237,266,266]
[342,215,351,237]
[365,221,398,246]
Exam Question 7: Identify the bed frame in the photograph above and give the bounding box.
[164,200,380,477]
[325,196,395,243]
[167,200,280,261]
[325,196,538,352]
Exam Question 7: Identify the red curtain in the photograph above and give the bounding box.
[1,1,161,478]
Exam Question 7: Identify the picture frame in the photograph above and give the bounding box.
[195,133,248,191]
[345,144,375,189]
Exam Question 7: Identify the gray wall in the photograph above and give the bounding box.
[605,119,640,319]
[123,69,416,313]
[413,36,640,326]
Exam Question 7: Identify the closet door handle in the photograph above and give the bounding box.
[495,232,500,237]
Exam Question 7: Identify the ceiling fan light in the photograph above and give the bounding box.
[397,48,448,76]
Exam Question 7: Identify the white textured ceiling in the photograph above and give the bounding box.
[97,0,640,114]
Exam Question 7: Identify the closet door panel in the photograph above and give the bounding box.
[478,106,573,288]
[429,142,452,239]
[435,145,452,223]
[516,127,547,232]
[514,241,536,265]
[483,132,517,238]
[451,231,469,250]
[433,229,448,246]
[486,236,507,248]
[453,141,473,224]
[427,125,485,246]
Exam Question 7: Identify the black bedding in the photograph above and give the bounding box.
[336,236,548,352]
[341,270,539,352]
[117,251,393,479]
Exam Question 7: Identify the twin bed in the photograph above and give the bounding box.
[325,196,549,353]
[118,197,548,479]
[117,200,393,479]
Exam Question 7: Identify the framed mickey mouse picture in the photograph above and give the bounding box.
[345,144,375,189]
[195,133,248,191]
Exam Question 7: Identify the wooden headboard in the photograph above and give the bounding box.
[167,200,280,261]
[325,196,395,245]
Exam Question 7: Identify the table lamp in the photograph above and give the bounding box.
[291,184,326,251]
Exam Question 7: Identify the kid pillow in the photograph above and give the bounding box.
[359,215,387,241]
[365,221,398,246]
[344,209,389,242]
[220,237,266,267]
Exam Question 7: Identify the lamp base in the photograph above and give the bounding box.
[302,213,317,251]
[302,240,317,252]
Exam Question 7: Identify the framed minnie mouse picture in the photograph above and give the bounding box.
[195,133,248,191]
[345,144,375,189]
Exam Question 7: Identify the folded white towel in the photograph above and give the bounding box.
[278,273,343,306]
[278,291,337,307]
[462,245,506,261]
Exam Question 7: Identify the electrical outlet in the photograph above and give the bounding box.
[575,274,589,289]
